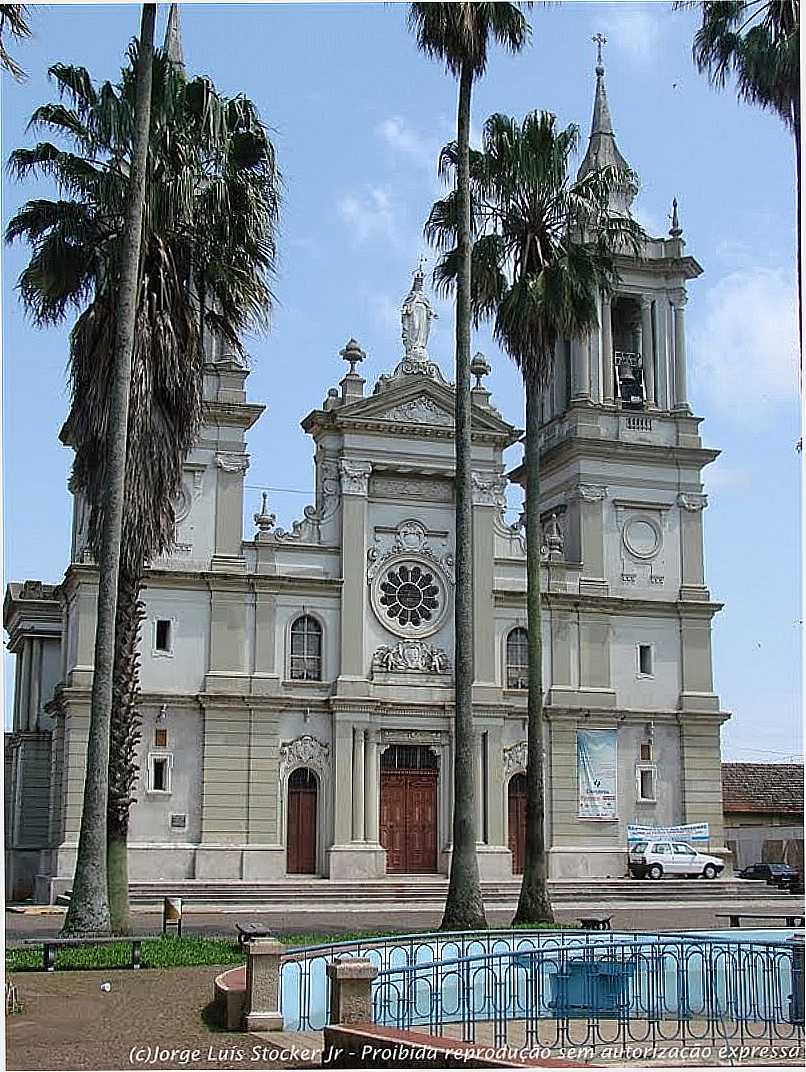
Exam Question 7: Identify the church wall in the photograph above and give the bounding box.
[127,704,203,866]
[139,586,210,694]
[610,613,680,711]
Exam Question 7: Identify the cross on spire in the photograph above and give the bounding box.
[593,32,607,72]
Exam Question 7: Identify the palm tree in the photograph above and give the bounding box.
[7,24,279,933]
[408,1,531,934]
[0,4,32,81]
[426,110,644,923]
[683,1,800,344]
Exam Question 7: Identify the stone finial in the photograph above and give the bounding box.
[340,338,366,376]
[544,512,564,561]
[669,197,682,238]
[471,352,491,389]
[253,492,276,535]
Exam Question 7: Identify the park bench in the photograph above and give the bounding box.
[578,916,613,931]
[235,922,275,950]
[715,912,805,929]
[23,935,148,972]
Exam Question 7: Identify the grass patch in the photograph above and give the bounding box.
[6,936,244,973]
[5,930,405,973]
[7,924,571,973]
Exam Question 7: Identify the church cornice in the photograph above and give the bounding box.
[510,435,720,481]
[494,589,724,618]
[203,398,265,431]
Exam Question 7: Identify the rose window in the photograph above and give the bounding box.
[379,563,441,627]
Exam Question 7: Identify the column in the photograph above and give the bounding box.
[352,726,365,842]
[672,293,690,411]
[364,729,379,843]
[570,338,590,402]
[333,720,353,845]
[475,733,485,844]
[641,296,655,406]
[601,294,614,403]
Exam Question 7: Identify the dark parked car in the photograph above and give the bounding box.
[737,862,798,884]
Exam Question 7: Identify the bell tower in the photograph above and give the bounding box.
[512,42,728,873]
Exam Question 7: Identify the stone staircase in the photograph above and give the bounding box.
[55,876,797,909]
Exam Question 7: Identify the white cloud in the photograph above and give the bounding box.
[337,187,398,245]
[599,6,661,66]
[377,117,436,173]
[691,267,799,413]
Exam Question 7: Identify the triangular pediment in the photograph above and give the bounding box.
[332,373,518,439]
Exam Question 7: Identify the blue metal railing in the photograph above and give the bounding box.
[371,935,804,1049]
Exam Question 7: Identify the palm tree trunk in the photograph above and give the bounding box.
[62,3,156,937]
[441,58,486,932]
[513,374,554,925]
[108,568,145,935]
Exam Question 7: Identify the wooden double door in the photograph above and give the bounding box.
[380,769,438,873]
[508,773,527,874]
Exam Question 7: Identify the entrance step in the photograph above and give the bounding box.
[56,877,796,909]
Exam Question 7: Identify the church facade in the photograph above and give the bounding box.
[4,61,729,903]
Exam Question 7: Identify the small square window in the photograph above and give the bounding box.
[637,765,656,802]
[148,753,172,794]
[155,619,173,653]
[640,740,652,762]
[638,644,653,676]
[155,727,168,748]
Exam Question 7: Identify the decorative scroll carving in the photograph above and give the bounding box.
[381,397,453,427]
[503,740,528,778]
[215,452,250,473]
[279,735,330,780]
[575,484,607,503]
[471,471,508,508]
[677,493,707,512]
[339,459,372,496]
[367,520,454,584]
[274,457,340,544]
[371,640,450,676]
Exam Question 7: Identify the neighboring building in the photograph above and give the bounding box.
[4,54,730,903]
[723,763,804,873]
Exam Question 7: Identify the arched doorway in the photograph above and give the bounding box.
[287,767,317,874]
[508,773,527,874]
[380,745,438,873]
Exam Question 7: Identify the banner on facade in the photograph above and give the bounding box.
[577,729,618,819]
[626,823,710,844]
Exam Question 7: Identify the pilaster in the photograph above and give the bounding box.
[337,460,371,692]
[471,473,503,686]
[212,451,249,571]
[573,484,608,596]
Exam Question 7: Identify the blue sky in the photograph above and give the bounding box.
[2,2,801,761]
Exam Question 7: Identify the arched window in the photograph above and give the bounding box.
[506,627,528,690]
[290,615,322,681]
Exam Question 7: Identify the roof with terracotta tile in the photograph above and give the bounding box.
[722,763,804,815]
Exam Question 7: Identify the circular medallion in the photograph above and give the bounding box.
[370,555,449,638]
[622,516,661,559]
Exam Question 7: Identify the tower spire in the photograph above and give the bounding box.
[164,3,185,69]
[577,34,637,213]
